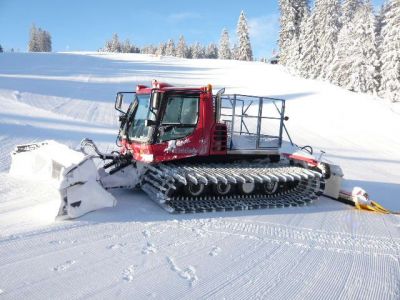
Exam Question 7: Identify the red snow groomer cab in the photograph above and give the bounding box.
[93,81,325,213]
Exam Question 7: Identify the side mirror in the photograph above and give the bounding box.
[216,88,225,97]
[115,93,124,113]
[144,119,156,127]
[152,92,160,109]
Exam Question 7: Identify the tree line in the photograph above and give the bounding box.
[29,24,52,52]
[279,0,400,103]
[100,11,253,61]
[1,24,53,53]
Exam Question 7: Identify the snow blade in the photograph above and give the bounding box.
[59,156,99,189]
[58,156,117,219]
[58,180,116,219]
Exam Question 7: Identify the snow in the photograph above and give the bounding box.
[9,140,84,180]
[0,52,399,299]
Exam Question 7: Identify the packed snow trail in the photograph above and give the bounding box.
[0,191,398,299]
[0,52,399,299]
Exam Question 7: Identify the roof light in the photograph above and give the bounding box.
[152,79,158,88]
[136,84,147,91]
[207,84,212,93]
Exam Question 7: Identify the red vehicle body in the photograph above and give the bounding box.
[117,81,280,165]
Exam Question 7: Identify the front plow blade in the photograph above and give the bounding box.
[9,140,118,220]
[58,180,116,219]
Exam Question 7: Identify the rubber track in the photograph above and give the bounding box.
[141,162,325,213]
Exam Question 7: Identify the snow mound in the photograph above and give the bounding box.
[9,140,84,181]
[9,140,117,219]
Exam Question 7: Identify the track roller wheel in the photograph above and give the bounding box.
[239,182,255,194]
[263,181,278,194]
[185,182,205,197]
[213,183,232,195]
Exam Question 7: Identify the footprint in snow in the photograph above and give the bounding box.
[166,256,198,287]
[122,265,135,282]
[103,234,116,239]
[142,242,157,254]
[50,240,78,245]
[107,243,126,250]
[51,260,76,272]
[209,246,221,257]
[147,292,157,298]
[50,240,65,245]
[142,230,151,238]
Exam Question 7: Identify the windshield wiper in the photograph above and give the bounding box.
[159,123,195,133]
[161,123,195,126]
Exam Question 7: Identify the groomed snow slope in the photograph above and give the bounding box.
[0,52,399,299]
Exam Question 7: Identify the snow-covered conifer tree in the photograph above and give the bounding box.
[297,14,319,77]
[29,25,52,52]
[191,43,199,59]
[176,35,187,58]
[294,0,309,33]
[279,0,309,67]
[200,45,206,58]
[231,43,239,60]
[122,39,132,53]
[279,0,296,65]
[347,2,379,93]
[124,39,140,53]
[42,30,52,52]
[186,47,193,59]
[29,24,40,52]
[327,21,354,86]
[312,0,341,78]
[327,0,358,85]
[165,39,176,56]
[375,3,390,90]
[110,34,121,52]
[341,0,364,24]
[141,45,156,54]
[375,3,390,43]
[236,10,253,61]
[218,29,231,59]
[103,40,113,52]
[287,0,310,70]
[156,42,166,56]
[191,42,205,59]
[36,29,45,52]
[329,2,379,93]
[206,43,218,59]
[380,0,400,102]
[0,44,3,53]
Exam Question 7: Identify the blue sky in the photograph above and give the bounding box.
[0,0,385,58]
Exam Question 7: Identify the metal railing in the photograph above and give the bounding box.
[216,94,286,150]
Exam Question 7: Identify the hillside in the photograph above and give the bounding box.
[0,52,399,299]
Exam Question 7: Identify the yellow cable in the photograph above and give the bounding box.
[339,190,398,214]
[355,200,398,214]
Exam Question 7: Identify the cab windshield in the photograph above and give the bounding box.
[159,95,199,142]
[127,94,154,141]
[126,93,200,143]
